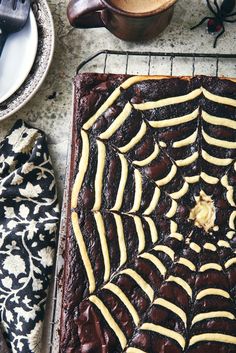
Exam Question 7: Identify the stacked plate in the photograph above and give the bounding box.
[0,0,55,121]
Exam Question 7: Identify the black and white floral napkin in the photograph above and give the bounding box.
[0,120,60,353]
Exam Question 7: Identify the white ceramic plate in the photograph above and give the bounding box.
[0,0,55,121]
[0,10,38,104]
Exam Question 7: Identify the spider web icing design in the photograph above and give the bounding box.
[70,75,236,353]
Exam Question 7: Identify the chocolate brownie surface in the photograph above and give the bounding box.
[60,74,236,353]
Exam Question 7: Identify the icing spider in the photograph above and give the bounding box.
[191,0,236,47]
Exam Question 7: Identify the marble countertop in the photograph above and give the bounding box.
[1,0,236,200]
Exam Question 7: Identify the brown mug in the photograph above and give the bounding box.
[67,0,177,42]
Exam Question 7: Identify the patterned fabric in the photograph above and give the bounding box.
[0,120,60,353]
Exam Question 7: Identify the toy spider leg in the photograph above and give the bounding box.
[225,11,236,16]
[190,17,214,30]
[213,0,220,12]
[213,24,225,47]
[191,0,236,47]
[224,17,236,21]
[207,0,217,14]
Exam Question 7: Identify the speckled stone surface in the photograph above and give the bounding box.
[0,0,236,200]
[0,1,235,352]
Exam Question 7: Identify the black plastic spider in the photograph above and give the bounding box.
[191,0,236,48]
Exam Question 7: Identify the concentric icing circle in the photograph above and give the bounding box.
[70,75,236,353]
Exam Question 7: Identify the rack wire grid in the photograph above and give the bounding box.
[77,50,236,77]
[45,50,236,353]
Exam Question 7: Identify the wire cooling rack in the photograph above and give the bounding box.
[44,49,236,353]
[77,50,236,77]
[42,140,71,353]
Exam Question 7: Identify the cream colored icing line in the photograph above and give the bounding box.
[82,88,121,131]
[221,176,235,207]
[166,276,192,298]
[173,130,198,148]
[118,269,154,301]
[169,182,189,200]
[203,243,217,251]
[190,242,201,253]
[227,189,236,207]
[185,175,200,184]
[203,129,236,149]
[189,333,236,347]
[156,164,177,187]
[170,233,184,241]
[121,76,164,89]
[201,172,219,185]
[226,231,235,239]
[139,253,166,277]
[166,200,178,218]
[84,75,190,130]
[134,88,202,111]
[129,169,142,213]
[178,257,196,271]
[225,257,236,269]
[192,311,235,326]
[218,240,231,248]
[202,149,233,166]
[71,130,89,209]
[159,141,167,147]
[92,141,106,211]
[156,165,178,188]
[176,152,199,167]
[202,110,236,129]
[170,221,178,233]
[113,213,127,267]
[154,298,187,328]
[104,283,140,326]
[83,100,119,131]
[130,215,146,253]
[199,263,222,272]
[71,212,95,293]
[99,102,132,140]
[154,245,175,261]
[110,153,128,211]
[196,288,230,300]
[141,323,186,350]
[118,122,147,153]
[149,108,199,129]
[143,216,158,243]
[94,212,110,282]
[133,143,160,167]
[143,187,161,216]
[229,211,236,230]
[126,348,147,353]
[89,295,127,349]
[83,76,148,131]
[83,81,236,131]
[202,87,236,107]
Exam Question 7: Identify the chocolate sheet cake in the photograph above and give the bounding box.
[60,74,236,353]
